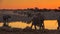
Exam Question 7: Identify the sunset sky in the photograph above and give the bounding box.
[0,0,60,9]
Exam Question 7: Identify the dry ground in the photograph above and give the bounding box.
[0,27,60,34]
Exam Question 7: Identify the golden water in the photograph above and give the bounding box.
[0,20,58,30]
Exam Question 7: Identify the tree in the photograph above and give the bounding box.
[34,7,40,12]
[58,7,60,10]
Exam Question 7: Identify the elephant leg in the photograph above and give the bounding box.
[42,24,44,30]
[3,21,8,27]
[3,22,7,26]
[39,23,42,30]
[34,25,37,30]
[31,23,33,29]
[57,24,60,30]
[39,26,41,30]
[57,27,59,30]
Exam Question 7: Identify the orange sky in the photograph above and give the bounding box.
[0,0,60,9]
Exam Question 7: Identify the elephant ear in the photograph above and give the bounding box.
[25,18,32,24]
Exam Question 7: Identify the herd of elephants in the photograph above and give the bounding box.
[1,12,60,30]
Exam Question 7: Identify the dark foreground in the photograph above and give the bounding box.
[0,27,60,34]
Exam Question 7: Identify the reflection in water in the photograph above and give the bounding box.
[9,21,32,29]
[44,20,58,30]
[0,22,3,26]
[0,20,58,30]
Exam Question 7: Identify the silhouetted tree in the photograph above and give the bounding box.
[58,7,60,10]
[53,9,58,12]
[27,8,34,11]
[48,9,52,11]
[42,8,48,12]
[34,7,40,12]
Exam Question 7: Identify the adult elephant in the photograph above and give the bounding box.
[27,13,44,30]
[2,15,11,27]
